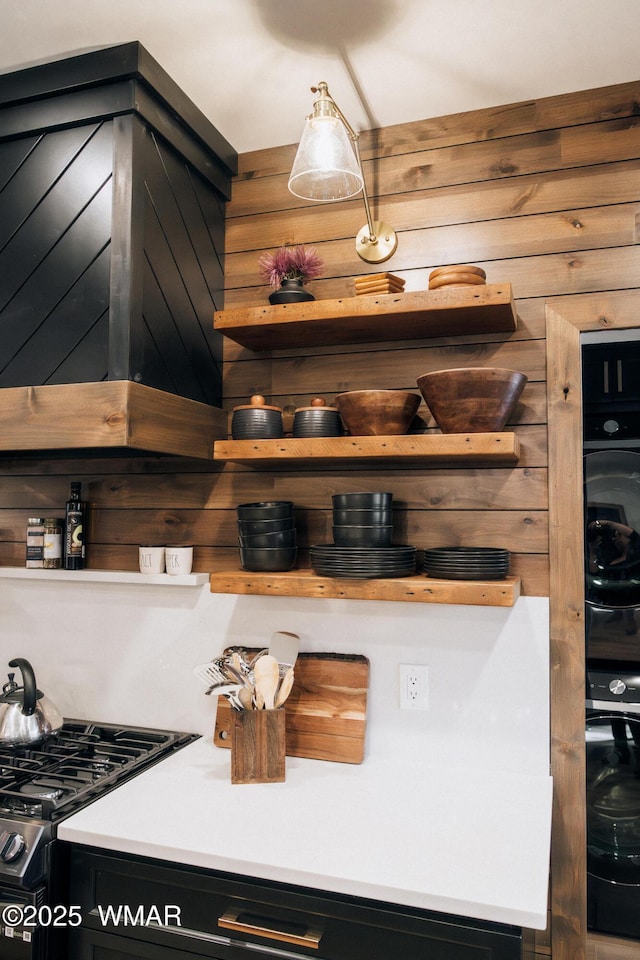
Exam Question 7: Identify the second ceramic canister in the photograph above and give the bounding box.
[231,395,284,439]
[293,398,342,438]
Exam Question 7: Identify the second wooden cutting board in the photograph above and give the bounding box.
[213,651,369,764]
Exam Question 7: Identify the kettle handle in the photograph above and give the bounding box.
[8,658,37,716]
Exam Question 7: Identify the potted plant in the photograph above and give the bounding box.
[258,245,324,304]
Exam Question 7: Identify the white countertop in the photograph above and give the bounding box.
[59,736,552,930]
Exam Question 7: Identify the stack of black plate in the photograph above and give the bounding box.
[422,547,510,580]
[310,545,417,579]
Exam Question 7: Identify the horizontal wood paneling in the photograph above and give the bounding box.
[1,80,640,960]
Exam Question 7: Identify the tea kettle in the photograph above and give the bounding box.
[0,658,63,746]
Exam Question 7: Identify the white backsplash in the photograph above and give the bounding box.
[0,579,549,777]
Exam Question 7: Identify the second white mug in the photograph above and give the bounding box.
[165,545,193,575]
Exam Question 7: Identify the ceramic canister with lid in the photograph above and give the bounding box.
[293,398,342,438]
[231,395,284,439]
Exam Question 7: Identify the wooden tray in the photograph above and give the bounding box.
[213,652,369,764]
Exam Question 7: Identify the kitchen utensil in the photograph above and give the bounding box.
[428,265,487,290]
[293,398,342,438]
[353,272,406,295]
[0,658,63,746]
[236,516,296,534]
[429,264,486,280]
[332,492,392,509]
[216,652,370,764]
[416,367,527,433]
[231,395,284,439]
[269,631,300,668]
[239,544,298,572]
[231,707,286,783]
[332,524,393,546]
[275,666,295,707]
[254,654,280,710]
[236,501,294,520]
[334,389,421,436]
[332,507,393,525]
[238,528,297,548]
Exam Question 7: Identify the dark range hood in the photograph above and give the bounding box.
[0,43,237,459]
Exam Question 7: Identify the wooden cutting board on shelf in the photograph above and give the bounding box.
[213,651,369,764]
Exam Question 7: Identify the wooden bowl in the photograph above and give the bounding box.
[416,368,527,433]
[334,390,421,436]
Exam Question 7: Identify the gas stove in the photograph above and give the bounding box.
[0,720,196,888]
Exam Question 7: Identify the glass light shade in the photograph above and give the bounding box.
[288,115,364,201]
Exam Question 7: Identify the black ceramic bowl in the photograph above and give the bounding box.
[332,525,393,546]
[236,501,294,520]
[239,545,298,572]
[238,529,297,549]
[237,516,296,535]
[332,492,393,509]
[332,507,393,526]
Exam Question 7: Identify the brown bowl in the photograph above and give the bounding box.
[416,367,527,433]
[334,390,421,436]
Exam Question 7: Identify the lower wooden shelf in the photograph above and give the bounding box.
[209,569,521,606]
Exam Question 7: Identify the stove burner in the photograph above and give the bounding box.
[0,720,195,824]
[19,780,65,801]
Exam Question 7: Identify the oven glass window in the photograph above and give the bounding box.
[586,713,640,882]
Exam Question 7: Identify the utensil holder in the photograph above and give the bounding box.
[231,709,286,784]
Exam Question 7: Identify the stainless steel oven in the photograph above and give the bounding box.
[583,331,640,939]
[586,700,640,939]
[0,719,196,958]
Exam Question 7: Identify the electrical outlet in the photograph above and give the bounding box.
[399,664,429,710]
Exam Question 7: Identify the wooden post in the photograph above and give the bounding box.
[231,710,286,784]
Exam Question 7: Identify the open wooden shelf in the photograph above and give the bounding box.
[214,285,517,350]
[213,432,520,465]
[0,567,209,586]
[209,569,520,607]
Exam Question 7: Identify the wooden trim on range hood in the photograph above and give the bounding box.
[0,381,226,459]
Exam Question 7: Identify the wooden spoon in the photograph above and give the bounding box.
[275,666,295,708]
[253,654,280,710]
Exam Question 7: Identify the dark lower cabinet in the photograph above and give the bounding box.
[65,845,524,960]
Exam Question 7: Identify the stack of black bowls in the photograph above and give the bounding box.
[332,492,393,546]
[236,501,297,571]
[310,492,416,579]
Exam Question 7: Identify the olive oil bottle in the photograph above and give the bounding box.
[64,481,87,570]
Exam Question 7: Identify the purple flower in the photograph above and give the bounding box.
[258,245,324,287]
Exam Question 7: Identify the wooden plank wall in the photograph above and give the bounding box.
[0,78,639,960]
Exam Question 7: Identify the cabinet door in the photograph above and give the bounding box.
[68,926,216,959]
[67,845,523,960]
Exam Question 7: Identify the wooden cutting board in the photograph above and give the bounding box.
[213,651,369,764]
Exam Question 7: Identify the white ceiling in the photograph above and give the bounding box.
[0,0,638,156]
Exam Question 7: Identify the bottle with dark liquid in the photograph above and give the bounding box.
[64,482,86,570]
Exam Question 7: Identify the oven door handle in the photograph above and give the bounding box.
[218,906,324,949]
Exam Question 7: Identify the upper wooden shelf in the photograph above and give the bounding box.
[214,284,517,350]
[213,432,520,465]
[209,569,521,607]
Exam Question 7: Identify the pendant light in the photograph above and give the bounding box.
[288,82,397,264]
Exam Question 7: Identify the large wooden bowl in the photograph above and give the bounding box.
[334,390,421,436]
[416,367,527,433]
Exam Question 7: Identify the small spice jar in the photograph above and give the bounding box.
[43,518,63,569]
[26,517,45,568]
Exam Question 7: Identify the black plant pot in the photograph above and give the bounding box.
[268,278,315,304]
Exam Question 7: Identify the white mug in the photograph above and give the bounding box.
[165,545,193,576]
[139,546,165,574]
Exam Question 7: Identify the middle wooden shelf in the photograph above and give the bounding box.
[213,432,520,465]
